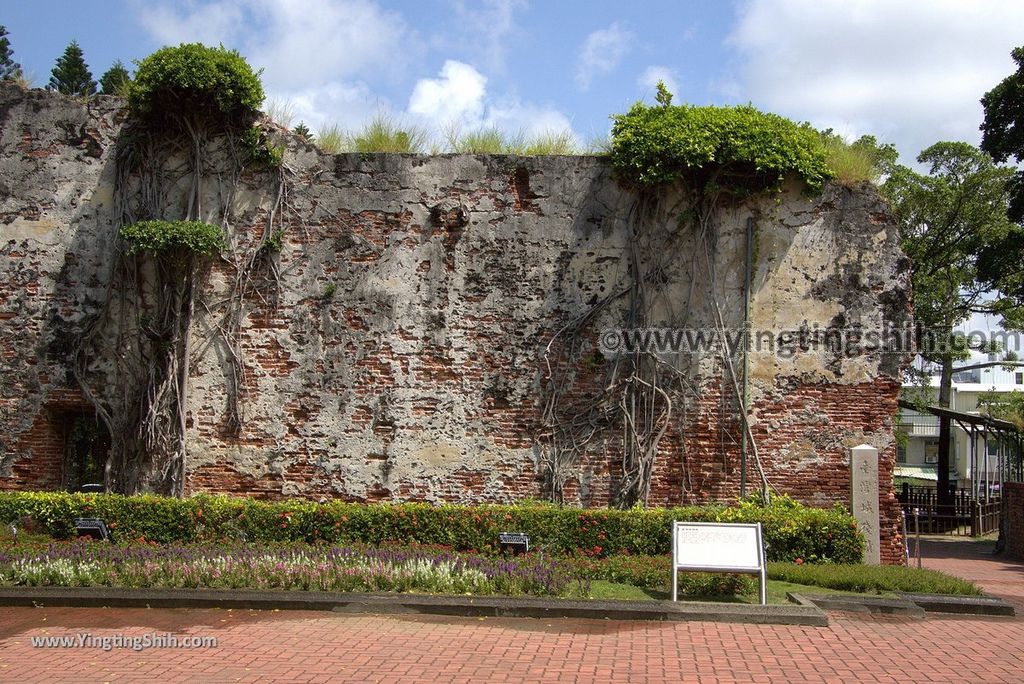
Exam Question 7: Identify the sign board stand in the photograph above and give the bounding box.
[671,521,767,605]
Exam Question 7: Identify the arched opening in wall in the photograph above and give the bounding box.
[59,412,110,492]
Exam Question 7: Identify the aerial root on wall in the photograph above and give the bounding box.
[537,182,773,507]
[538,192,700,508]
[71,118,294,494]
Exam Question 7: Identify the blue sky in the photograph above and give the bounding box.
[4,0,1024,160]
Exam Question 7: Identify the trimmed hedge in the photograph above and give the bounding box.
[0,492,864,564]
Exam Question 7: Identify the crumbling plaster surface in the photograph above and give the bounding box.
[0,84,911,543]
[0,87,123,477]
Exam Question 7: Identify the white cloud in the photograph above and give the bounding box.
[138,0,414,91]
[575,23,633,91]
[638,66,680,101]
[135,0,244,47]
[446,0,526,72]
[408,60,487,126]
[134,2,576,145]
[283,82,382,133]
[728,0,1024,161]
[406,61,577,146]
[253,0,412,90]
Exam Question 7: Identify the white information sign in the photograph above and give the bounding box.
[671,521,767,605]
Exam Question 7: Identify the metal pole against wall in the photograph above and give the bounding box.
[914,506,922,569]
[970,423,978,502]
[983,431,989,503]
[901,509,910,564]
[739,217,753,499]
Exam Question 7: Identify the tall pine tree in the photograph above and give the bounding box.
[99,60,130,95]
[0,25,22,81]
[49,41,97,96]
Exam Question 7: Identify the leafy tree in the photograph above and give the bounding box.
[978,46,1024,324]
[654,80,672,107]
[882,142,1018,504]
[980,46,1024,222]
[49,40,97,96]
[0,25,21,81]
[99,60,130,95]
[978,390,1024,430]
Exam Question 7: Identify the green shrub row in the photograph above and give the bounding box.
[561,555,982,597]
[0,492,864,564]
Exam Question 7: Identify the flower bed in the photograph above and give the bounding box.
[0,542,568,596]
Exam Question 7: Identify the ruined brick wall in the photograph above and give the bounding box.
[0,85,912,563]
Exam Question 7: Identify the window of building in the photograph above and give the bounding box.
[896,443,907,464]
[1016,372,1023,385]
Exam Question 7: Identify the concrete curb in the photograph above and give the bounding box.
[0,587,829,627]
[789,591,1015,617]
[788,592,925,617]
[895,592,1016,616]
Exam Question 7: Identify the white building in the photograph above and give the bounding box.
[898,355,1023,498]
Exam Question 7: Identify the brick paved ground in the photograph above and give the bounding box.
[915,536,1024,606]
[0,539,1021,684]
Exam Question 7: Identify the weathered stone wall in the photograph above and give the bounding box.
[0,84,912,562]
[1004,482,1024,561]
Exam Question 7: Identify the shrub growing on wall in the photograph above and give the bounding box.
[120,220,227,258]
[128,43,264,130]
[609,91,832,193]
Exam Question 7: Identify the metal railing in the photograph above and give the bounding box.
[896,486,1001,537]
[972,500,1001,536]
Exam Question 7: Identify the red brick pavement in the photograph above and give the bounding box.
[0,540,1021,684]
[916,536,1024,606]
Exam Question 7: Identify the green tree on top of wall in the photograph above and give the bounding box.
[99,59,131,96]
[0,25,22,81]
[49,40,97,97]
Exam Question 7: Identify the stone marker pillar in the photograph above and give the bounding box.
[851,444,880,564]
